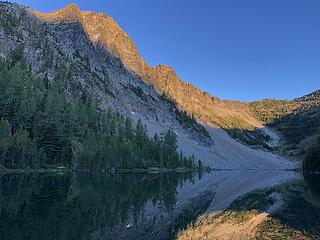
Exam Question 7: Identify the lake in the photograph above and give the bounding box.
[0,170,319,240]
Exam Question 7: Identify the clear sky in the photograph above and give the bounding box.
[13,0,320,101]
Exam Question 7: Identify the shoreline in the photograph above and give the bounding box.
[0,167,210,174]
[0,168,313,175]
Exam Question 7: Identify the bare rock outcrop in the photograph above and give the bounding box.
[32,4,262,131]
[0,2,297,169]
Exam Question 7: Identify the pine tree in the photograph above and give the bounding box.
[0,58,197,170]
[0,119,11,167]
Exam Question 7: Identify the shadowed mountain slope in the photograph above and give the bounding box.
[32,4,263,131]
[250,90,320,160]
[0,2,301,169]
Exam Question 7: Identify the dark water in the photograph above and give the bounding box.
[0,172,201,240]
[0,171,319,240]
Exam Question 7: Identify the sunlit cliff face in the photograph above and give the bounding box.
[31,4,263,131]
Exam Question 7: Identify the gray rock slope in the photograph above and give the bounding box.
[0,2,297,169]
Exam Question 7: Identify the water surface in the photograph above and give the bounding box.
[0,171,318,240]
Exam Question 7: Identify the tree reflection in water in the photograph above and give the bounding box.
[0,172,198,240]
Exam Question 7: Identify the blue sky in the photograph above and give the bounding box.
[14,0,320,101]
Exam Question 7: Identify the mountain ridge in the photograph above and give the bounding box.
[31,3,319,136]
[30,3,264,132]
[0,2,302,169]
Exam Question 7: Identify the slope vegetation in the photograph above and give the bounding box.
[0,2,298,169]
[250,91,320,167]
[32,4,263,132]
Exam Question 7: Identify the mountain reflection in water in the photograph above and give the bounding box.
[0,171,318,240]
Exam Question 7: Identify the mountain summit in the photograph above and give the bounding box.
[33,4,261,131]
[32,3,82,23]
[0,2,306,170]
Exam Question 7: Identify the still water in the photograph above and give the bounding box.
[0,171,319,240]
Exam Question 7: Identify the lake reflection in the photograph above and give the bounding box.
[0,172,199,240]
[0,171,319,240]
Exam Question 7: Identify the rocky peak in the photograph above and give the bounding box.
[31,3,82,23]
[63,3,80,12]
[80,11,147,77]
[28,4,263,130]
[77,5,260,129]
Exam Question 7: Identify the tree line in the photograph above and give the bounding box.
[0,58,199,170]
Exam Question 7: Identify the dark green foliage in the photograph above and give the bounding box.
[0,172,198,240]
[160,93,212,141]
[0,59,196,170]
[228,129,271,150]
[174,109,212,140]
[129,84,148,101]
[9,43,25,66]
[251,94,320,144]
[303,136,320,172]
[126,84,155,102]
[272,106,320,144]
[250,99,298,124]
[251,92,320,166]
[304,172,320,196]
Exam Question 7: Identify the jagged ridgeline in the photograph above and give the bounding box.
[0,2,319,171]
[0,1,207,170]
[0,58,198,170]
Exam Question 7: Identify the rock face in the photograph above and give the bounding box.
[33,4,148,79]
[0,2,298,170]
[33,4,82,23]
[32,4,262,131]
[81,11,147,77]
